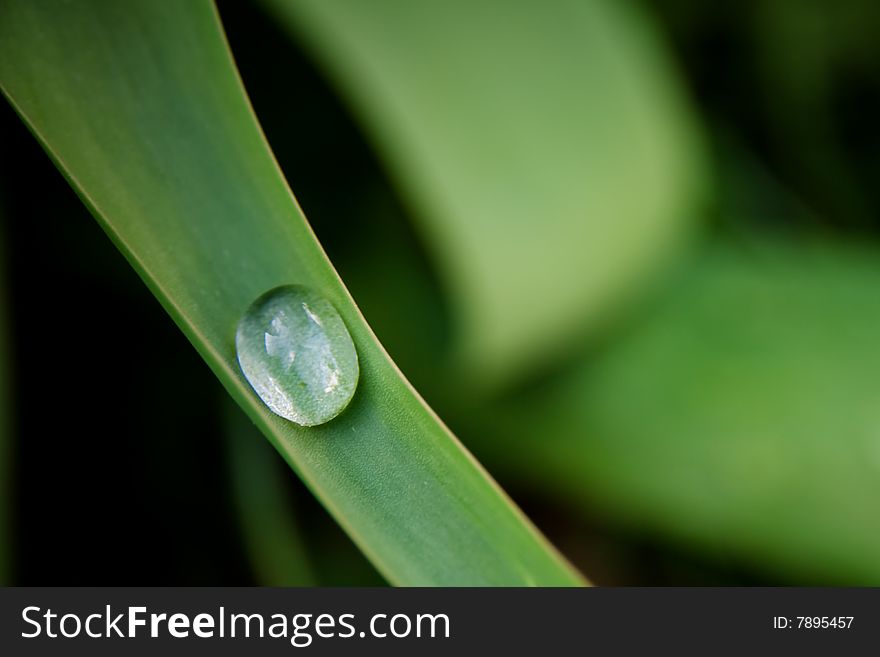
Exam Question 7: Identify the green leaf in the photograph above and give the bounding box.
[263,0,708,387]
[0,0,583,585]
[474,239,880,583]
[225,401,316,586]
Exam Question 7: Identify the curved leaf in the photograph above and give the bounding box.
[0,0,583,585]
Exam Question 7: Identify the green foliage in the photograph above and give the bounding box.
[0,0,582,585]
[3,0,879,587]
[266,0,708,387]
[472,239,880,583]
[225,402,316,586]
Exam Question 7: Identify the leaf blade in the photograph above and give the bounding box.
[0,0,583,585]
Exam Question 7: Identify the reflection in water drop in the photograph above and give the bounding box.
[235,285,359,426]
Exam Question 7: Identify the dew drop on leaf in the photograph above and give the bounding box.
[235,285,359,426]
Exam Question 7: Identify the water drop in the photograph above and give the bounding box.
[235,285,359,426]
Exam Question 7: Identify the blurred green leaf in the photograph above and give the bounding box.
[226,401,315,586]
[0,0,583,585]
[264,0,708,387]
[474,239,880,583]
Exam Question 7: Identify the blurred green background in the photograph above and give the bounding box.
[1,0,879,585]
